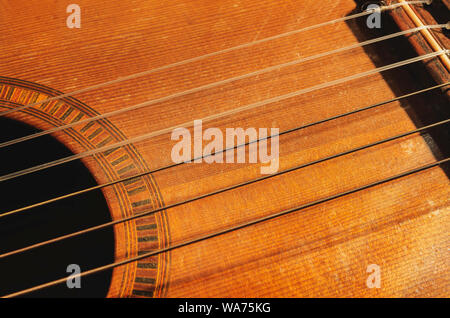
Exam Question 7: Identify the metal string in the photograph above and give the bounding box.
[0,82,447,219]
[0,50,447,183]
[0,0,444,298]
[0,117,447,260]
[0,0,430,119]
[1,24,446,149]
[4,157,449,298]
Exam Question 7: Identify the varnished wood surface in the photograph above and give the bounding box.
[0,0,448,297]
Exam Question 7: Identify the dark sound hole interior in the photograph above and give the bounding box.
[0,117,114,297]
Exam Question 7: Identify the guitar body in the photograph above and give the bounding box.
[0,0,448,297]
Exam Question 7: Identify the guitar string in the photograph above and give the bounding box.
[0,82,447,219]
[398,0,450,69]
[1,117,448,260]
[0,0,444,297]
[1,24,447,149]
[4,157,449,298]
[0,50,447,183]
[0,0,444,298]
[0,0,430,118]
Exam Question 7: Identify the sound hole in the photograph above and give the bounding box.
[0,117,114,297]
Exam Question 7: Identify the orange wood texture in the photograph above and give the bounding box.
[0,0,448,297]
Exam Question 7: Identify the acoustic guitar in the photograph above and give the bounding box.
[0,0,448,298]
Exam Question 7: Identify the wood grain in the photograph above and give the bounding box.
[0,0,448,297]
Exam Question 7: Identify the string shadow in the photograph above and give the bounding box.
[346,0,449,178]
